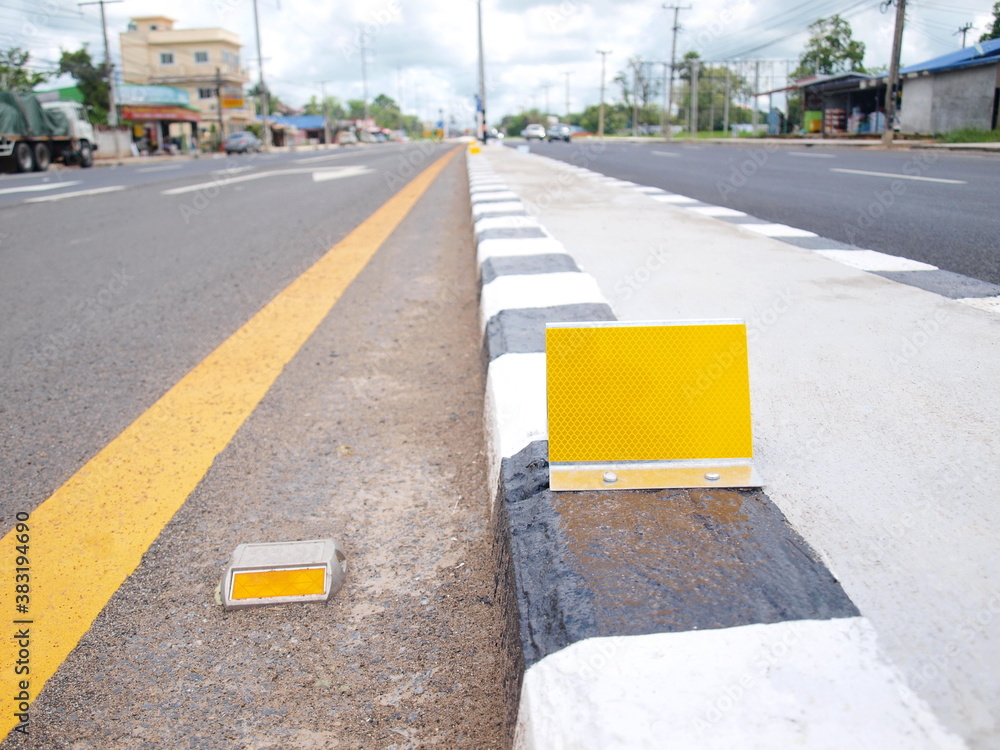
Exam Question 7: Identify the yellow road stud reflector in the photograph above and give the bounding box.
[469,145,482,154]
[220,539,347,610]
[546,320,763,491]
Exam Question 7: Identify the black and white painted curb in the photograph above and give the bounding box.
[466,147,967,749]
[531,156,1000,315]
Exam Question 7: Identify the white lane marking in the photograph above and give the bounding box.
[161,166,369,195]
[688,205,748,218]
[652,151,679,157]
[211,166,254,176]
[311,165,374,182]
[957,296,1000,314]
[815,249,937,272]
[651,194,699,204]
[830,168,966,184]
[0,181,80,196]
[788,151,835,159]
[24,185,126,203]
[136,164,184,173]
[741,223,818,238]
[293,152,358,164]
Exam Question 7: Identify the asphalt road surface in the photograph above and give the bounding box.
[521,139,1000,286]
[0,144,507,748]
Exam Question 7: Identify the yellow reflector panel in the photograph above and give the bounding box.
[546,321,753,463]
[231,566,327,600]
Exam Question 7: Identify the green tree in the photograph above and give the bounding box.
[794,15,866,77]
[303,95,345,119]
[614,57,662,131]
[981,1,1000,42]
[676,53,755,133]
[57,45,108,123]
[0,47,49,91]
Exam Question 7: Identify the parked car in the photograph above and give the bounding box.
[522,123,545,140]
[336,130,358,145]
[547,123,572,142]
[487,127,504,141]
[223,132,262,154]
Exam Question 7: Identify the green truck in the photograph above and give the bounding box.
[0,92,96,172]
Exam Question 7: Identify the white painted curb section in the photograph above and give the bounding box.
[472,201,526,218]
[474,215,544,236]
[514,617,966,750]
[480,272,608,332]
[477,237,570,266]
[484,352,547,508]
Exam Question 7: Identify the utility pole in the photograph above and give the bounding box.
[955,22,974,48]
[661,62,669,137]
[690,58,699,137]
[596,49,611,138]
[723,64,731,135]
[662,4,690,141]
[563,71,572,118]
[632,58,640,136]
[360,33,370,124]
[477,0,487,142]
[752,59,760,132]
[319,80,331,145]
[252,0,270,148]
[883,0,907,146]
[215,68,225,149]
[79,0,122,127]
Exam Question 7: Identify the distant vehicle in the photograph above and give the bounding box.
[223,131,262,154]
[522,123,545,140]
[336,130,358,145]
[0,92,96,172]
[487,127,504,140]
[547,123,572,142]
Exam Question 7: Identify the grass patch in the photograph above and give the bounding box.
[938,127,1000,143]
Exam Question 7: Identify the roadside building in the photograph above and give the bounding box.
[897,38,1000,134]
[795,71,886,136]
[117,84,201,153]
[119,15,253,148]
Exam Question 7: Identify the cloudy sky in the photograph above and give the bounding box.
[3,0,996,126]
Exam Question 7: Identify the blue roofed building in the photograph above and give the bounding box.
[898,38,1000,134]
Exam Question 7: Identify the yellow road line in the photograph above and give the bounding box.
[0,148,458,740]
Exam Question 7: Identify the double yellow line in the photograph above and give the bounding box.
[0,148,458,740]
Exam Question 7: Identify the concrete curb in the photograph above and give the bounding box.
[466,146,968,749]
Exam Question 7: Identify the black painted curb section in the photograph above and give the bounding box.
[484,303,617,361]
[873,269,1000,299]
[497,441,860,669]
[481,253,581,284]
[477,227,548,241]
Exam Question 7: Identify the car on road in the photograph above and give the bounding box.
[223,132,262,154]
[522,123,545,140]
[547,123,572,142]
[487,127,504,141]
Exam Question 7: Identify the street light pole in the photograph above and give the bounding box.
[563,71,571,118]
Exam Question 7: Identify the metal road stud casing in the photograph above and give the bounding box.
[546,320,763,491]
[220,539,347,610]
